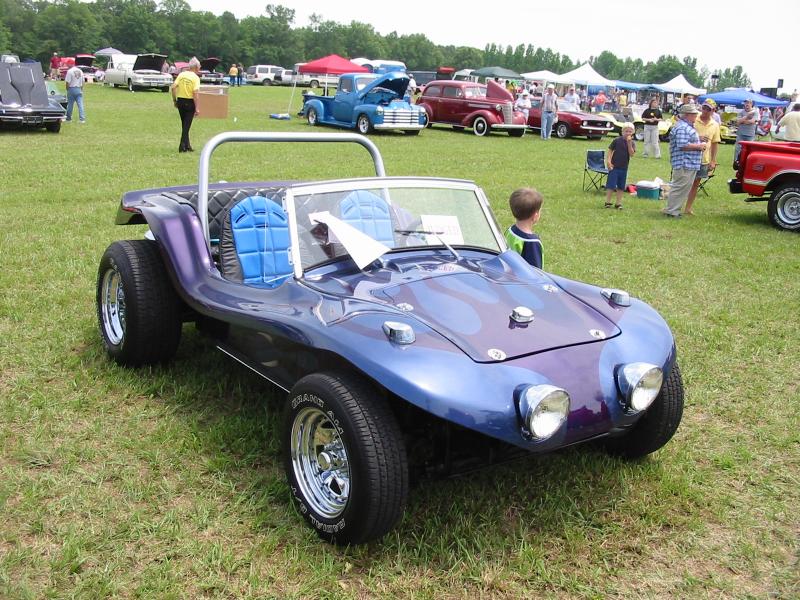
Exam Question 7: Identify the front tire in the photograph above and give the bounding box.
[307,107,319,126]
[283,372,408,545]
[555,122,570,139]
[634,124,644,142]
[96,240,182,366]
[127,79,134,92]
[602,364,684,459]
[262,78,272,86]
[472,116,489,136]
[767,183,800,231]
[356,114,372,135]
[46,121,61,133]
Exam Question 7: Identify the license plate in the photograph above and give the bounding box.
[23,116,43,124]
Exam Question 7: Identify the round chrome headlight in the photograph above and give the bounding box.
[376,106,384,115]
[617,363,663,412]
[518,385,570,440]
[495,103,503,112]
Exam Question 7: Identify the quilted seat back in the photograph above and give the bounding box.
[338,190,395,247]
[224,196,292,288]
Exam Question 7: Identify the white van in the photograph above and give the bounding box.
[245,65,286,86]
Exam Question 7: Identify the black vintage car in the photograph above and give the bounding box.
[0,61,65,132]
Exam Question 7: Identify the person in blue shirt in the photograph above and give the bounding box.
[504,188,543,269]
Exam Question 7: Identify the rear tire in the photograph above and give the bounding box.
[283,372,408,545]
[602,364,684,459]
[555,122,570,139]
[262,78,272,86]
[127,79,134,92]
[310,79,319,89]
[767,183,800,231]
[96,240,182,366]
[508,129,525,137]
[634,124,644,142]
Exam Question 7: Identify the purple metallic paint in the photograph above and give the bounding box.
[117,185,677,452]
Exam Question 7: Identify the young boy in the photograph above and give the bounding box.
[505,187,543,269]
[605,122,636,209]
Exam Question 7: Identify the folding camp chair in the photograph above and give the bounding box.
[697,170,715,196]
[583,149,608,192]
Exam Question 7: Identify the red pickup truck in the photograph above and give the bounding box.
[729,141,800,231]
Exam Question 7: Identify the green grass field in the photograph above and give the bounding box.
[1,84,798,599]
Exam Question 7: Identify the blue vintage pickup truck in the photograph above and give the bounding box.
[302,71,427,135]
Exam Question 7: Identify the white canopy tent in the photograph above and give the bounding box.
[654,74,706,95]
[520,69,563,83]
[557,63,615,87]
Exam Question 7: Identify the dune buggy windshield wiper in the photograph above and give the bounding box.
[394,229,461,261]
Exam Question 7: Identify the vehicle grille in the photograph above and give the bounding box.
[382,109,419,125]
[501,103,513,124]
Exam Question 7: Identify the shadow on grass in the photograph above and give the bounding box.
[80,324,667,564]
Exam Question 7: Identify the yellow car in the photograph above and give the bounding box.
[599,110,671,141]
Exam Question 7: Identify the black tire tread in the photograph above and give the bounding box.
[604,364,684,459]
[97,240,181,366]
[767,184,800,231]
[286,371,408,544]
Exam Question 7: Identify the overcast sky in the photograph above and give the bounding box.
[186,0,798,93]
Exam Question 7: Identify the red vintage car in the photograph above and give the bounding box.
[416,79,527,137]
[527,98,614,139]
[58,54,97,81]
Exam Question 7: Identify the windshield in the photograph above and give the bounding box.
[288,181,502,273]
[355,75,378,91]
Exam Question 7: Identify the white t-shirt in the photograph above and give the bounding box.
[65,66,84,89]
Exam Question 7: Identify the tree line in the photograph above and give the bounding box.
[0,0,750,89]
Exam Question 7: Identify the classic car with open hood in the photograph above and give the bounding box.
[0,61,65,132]
[96,132,684,545]
[104,53,171,91]
[416,79,527,136]
[302,71,426,134]
[199,57,225,85]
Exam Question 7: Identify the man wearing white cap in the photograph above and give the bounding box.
[541,84,558,139]
[665,104,707,218]
[514,89,531,121]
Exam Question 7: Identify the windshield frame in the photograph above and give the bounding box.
[284,177,506,279]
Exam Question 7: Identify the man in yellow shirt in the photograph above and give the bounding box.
[171,57,201,153]
[685,99,721,215]
[775,102,800,141]
[228,63,238,86]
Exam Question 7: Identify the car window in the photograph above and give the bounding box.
[339,78,353,93]
[464,86,486,99]
[289,181,502,272]
[424,85,442,97]
[443,87,463,98]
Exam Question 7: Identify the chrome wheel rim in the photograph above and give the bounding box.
[290,406,350,518]
[777,192,800,226]
[308,109,317,125]
[101,268,126,345]
[474,118,487,135]
[358,117,369,134]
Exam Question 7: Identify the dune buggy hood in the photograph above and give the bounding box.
[359,71,410,99]
[373,270,620,362]
[133,54,166,72]
[200,57,220,71]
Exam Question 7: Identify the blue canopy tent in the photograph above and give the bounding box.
[614,80,649,90]
[698,88,787,108]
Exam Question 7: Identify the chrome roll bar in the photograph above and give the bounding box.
[197,131,387,249]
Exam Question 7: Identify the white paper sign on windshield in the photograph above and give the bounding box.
[308,211,391,270]
[420,215,464,245]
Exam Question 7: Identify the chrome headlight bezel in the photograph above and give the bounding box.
[517,384,570,440]
[616,362,663,413]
